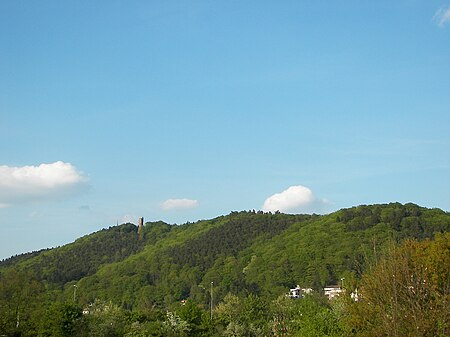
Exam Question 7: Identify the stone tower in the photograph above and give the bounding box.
[138,217,144,240]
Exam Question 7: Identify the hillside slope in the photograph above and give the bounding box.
[1,203,449,310]
[73,203,449,309]
[0,221,173,286]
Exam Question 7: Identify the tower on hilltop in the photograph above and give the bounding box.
[138,217,144,240]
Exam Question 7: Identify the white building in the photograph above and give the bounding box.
[323,286,342,300]
[289,285,313,299]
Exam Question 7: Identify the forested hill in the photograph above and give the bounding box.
[1,203,449,307]
[0,221,173,284]
[1,203,449,336]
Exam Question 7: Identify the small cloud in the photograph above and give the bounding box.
[0,161,88,206]
[262,185,327,213]
[433,5,450,27]
[162,198,199,211]
[122,214,136,224]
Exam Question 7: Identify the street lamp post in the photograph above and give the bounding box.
[73,285,78,302]
[198,283,213,320]
[210,282,213,320]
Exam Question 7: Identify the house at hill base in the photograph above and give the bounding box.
[323,286,343,300]
[288,284,359,301]
[288,285,313,299]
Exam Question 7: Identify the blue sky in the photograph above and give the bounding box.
[1,1,449,259]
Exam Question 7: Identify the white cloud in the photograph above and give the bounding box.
[122,214,137,224]
[262,185,327,213]
[0,161,88,206]
[162,198,199,211]
[433,5,450,27]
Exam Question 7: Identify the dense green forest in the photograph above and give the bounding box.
[1,203,449,336]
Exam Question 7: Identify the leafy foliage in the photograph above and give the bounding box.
[345,233,450,337]
[168,212,312,270]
